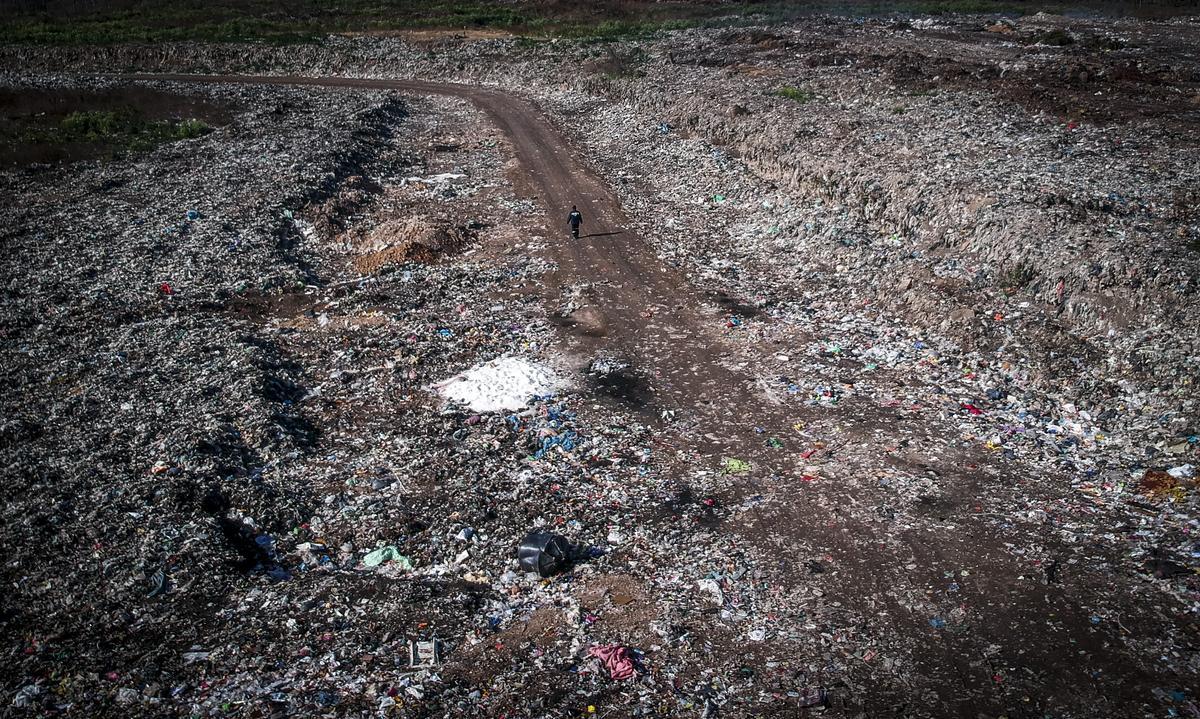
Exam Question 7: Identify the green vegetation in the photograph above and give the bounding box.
[0,14,323,45]
[553,19,692,43]
[16,109,211,155]
[0,1,532,45]
[774,86,816,103]
[1029,28,1075,46]
[999,263,1038,289]
[0,0,1193,45]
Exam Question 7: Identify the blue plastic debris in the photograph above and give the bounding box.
[534,430,578,459]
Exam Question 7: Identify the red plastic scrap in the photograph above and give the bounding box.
[588,644,636,680]
[961,403,983,415]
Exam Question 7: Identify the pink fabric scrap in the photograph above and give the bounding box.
[588,644,636,680]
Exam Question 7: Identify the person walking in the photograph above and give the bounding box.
[567,205,583,239]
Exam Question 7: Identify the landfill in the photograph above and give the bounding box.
[2,9,1199,719]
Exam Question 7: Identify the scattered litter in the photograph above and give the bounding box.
[4,16,1199,718]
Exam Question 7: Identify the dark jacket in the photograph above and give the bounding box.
[567,210,583,228]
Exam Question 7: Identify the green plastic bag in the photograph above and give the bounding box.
[363,546,413,569]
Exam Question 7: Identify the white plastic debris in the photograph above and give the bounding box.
[403,172,466,185]
[1167,464,1195,480]
[431,356,563,412]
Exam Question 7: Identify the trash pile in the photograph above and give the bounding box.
[4,11,1200,718]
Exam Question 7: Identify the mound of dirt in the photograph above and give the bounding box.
[353,215,471,272]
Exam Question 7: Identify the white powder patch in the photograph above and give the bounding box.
[402,172,466,185]
[431,356,564,412]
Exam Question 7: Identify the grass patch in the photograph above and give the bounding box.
[15,109,211,156]
[0,0,1191,46]
[999,263,1037,289]
[0,13,325,45]
[548,18,692,43]
[0,2,693,45]
[0,0,533,45]
[774,85,816,103]
[1029,28,1076,46]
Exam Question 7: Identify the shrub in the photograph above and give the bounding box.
[1000,263,1037,288]
[61,110,126,138]
[774,85,815,103]
[52,110,211,154]
[1031,28,1075,46]
[173,118,212,140]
